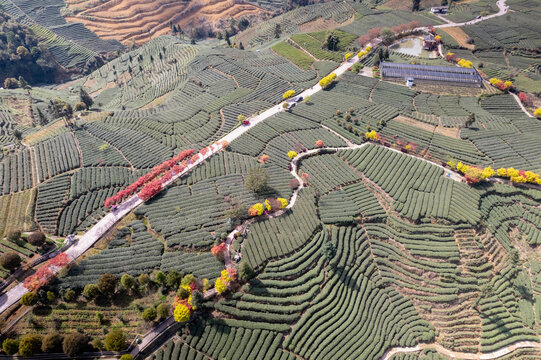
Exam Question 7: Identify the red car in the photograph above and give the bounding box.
[243,120,250,126]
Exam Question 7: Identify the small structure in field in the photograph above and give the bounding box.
[380,62,483,87]
[423,34,438,50]
[431,6,448,14]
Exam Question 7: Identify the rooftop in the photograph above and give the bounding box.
[380,62,483,85]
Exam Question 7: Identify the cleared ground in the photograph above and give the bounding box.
[441,26,475,50]
[64,0,267,44]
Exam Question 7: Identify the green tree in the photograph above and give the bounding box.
[324,31,340,51]
[165,270,182,288]
[41,332,63,353]
[154,270,166,285]
[4,77,19,89]
[63,332,87,357]
[74,102,86,111]
[13,129,23,140]
[104,329,126,352]
[21,292,38,306]
[322,242,336,260]
[16,46,29,57]
[142,307,157,321]
[181,274,196,286]
[120,354,134,360]
[79,88,94,109]
[245,167,269,193]
[97,273,117,294]
[83,284,99,299]
[2,339,19,355]
[177,287,190,299]
[465,113,476,128]
[238,18,250,31]
[1,252,21,271]
[46,291,56,302]
[19,333,42,357]
[412,0,420,11]
[36,108,47,126]
[6,230,21,243]
[120,273,135,291]
[380,28,395,42]
[63,289,76,302]
[18,76,28,88]
[274,24,282,39]
[238,261,254,281]
[92,338,104,351]
[191,290,204,309]
[27,232,46,246]
[138,273,150,286]
[157,303,170,319]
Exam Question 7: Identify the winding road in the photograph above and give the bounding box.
[0,52,359,315]
[433,0,509,28]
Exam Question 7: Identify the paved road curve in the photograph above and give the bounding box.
[0,0,513,315]
[433,0,509,28]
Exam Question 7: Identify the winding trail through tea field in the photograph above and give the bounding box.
[382,340,541,360]
[0,0,515,314]
[0,52,357,315]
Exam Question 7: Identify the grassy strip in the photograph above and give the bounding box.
[272,41,314,70]
[310,30,358,51]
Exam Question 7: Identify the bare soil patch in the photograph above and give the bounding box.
[140,91,173,109]
[395,115,460,139]
[83,76,97,89]
[441,27,475,50]
[413,83,485,96]
[65,0,266,44]
[298,14,354,33]
[5,97,33,126]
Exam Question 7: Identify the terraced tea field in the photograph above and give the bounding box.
[1,1,541,358]
[64,0,267,45]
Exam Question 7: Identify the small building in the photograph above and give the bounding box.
[380,62,483,87]
[431,6,448,14]
[406,78,414,87]
[423,35,437,50]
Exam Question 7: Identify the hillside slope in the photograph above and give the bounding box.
[64,0,273,44]
[0,0,122,69]
[0,11,62,85]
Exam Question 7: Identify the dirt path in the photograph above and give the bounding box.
[287,38,318,61]
[0,48,358,316]
[382,341,541,360]
[510,92,534,118]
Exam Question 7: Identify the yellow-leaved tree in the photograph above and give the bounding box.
[215,278,227,293]
[283,90,295,99]
[287,151,298,159]
[174,304,191,322]
[277,198,288,209]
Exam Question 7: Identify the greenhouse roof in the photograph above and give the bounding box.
[380,62,483,84]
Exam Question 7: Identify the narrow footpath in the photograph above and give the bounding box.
[382,340,541,360]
